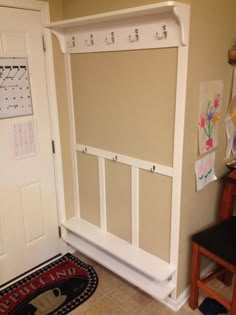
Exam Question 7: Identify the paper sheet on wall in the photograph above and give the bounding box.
[195,152,217,191]
[198,81,223,155]
[11,120,39,159]
[225,67,236,158]
[225,115,236,158]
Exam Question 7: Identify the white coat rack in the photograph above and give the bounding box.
[46,1,190,307]
[47,1,189,53]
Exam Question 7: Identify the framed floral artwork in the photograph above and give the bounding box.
[198,80,223,154]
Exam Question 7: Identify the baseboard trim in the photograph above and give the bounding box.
[164,261,216,311]
[59,237,76,254]
[165,286,189,311]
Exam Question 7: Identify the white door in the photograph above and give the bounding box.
[0,7,60,285]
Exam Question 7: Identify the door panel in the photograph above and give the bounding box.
[1,31,28,55]
[0,7,60,284]
[19,181,46,244]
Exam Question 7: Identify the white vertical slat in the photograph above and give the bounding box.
[131,166,139,247]
[170,45,189,298]
[64,54,81,218]
[98,157,107,231]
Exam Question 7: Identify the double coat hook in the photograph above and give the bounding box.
[105,32,115,45]
[155,25,167,40]
[85,34,94,46]
[129,29,139,43]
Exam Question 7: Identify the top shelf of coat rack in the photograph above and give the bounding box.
[46,1,190,54]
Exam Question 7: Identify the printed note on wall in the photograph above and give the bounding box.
[11,120,39,159]
[195,152,217,191]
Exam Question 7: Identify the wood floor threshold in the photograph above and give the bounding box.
[0,253,61,290]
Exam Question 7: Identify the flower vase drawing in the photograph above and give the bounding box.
[198,81,223,155]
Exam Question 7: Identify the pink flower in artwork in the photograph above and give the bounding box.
[199,112,206,128]
[206,138,213,151]
[213,93,221,108]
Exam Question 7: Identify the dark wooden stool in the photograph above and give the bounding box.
[189,170,236,314]
[189,217,236,314]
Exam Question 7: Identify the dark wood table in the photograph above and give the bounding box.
[220,169,236,221]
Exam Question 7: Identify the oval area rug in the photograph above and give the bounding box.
[0,253,98,315]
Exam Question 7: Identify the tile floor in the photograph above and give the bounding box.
[70,251,217,315]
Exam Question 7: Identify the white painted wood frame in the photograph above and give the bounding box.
[64,53,80,219]
[47,1,190,304]
[0,0,65,227]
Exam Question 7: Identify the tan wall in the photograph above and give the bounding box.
[48,0,236,297]
[178,0,236,296]
[106,161,132,242]
[48,0,63,21]
[62,0,189,19]
[77,153,100,226]
[72,49,177,165]
[139,171,172,262]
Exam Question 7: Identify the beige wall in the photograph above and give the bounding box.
[48,0,63,21]
[48,0,236,297]
[178,0,236,296]
[77,153,100,226]
[106,161,132,242]
[72,49,177,165]
[139,171,172,262]
[62,0,189,19]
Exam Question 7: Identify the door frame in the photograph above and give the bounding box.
[0,0,66,232]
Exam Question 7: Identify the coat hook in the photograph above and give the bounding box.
[129,29,139,43]
[113,155,118,162]
[150,165,156,172]
[67,36,76,48]
[105,32,115,45]
[82,147,87,153]
[155,25,167,40]
[85,34,94,46]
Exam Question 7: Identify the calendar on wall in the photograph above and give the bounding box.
[0,58,33,119]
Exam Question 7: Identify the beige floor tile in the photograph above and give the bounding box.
[81,296,133,315]
[95,265,126,295]
[207,278,233,300]
[108,283,153,314]
[107,278,136,299]
[69,251,233,315]
[69,290,104,314]
[139,299,172,315]
[140,300,202,315]
[177,304,202,315]
[73,252,98,267]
